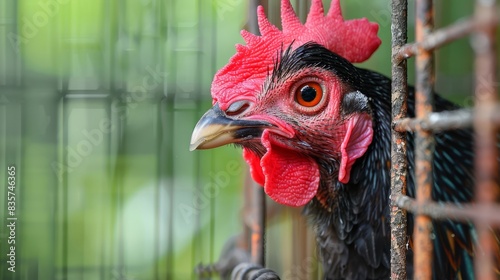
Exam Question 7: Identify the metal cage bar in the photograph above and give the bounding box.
[390,0,409,279]
[247,0,267,267]
[472,1,499,279]
[413,0,435,279]
[390,0,499,279]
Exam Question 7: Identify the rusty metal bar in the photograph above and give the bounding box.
[393,108,473,132]
[396,195,500,226]
[390,0,408,278]
[394,106,500,133]
[250,181,266,266]
[473,0,499,279]
[414,0,435,279]
[396,17,476,61]
[394,105,500,133]
[247,0,266,267]
[396,11,499,61]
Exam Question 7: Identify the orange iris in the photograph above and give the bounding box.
[295,82,323,107]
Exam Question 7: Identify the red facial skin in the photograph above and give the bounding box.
[235,68,373,207]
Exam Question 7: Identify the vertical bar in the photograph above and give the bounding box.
[473,1,498,279]
[164,0,177,276]
[248,0,266,267]
[414,0,435,279]
[250,181,266,267]
[190,0,205,278]
[390,0,408,279]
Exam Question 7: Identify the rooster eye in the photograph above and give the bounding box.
[295,82,323,107]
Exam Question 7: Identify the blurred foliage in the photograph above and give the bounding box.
[0,0,498,280]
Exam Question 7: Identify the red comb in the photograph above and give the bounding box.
[212,0,381,110]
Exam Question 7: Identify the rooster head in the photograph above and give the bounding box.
[190,0,380,207]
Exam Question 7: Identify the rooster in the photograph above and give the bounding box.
[190,0,499,279]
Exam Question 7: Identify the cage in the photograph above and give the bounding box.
[0,0,499,280]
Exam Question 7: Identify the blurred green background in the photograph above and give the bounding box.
[0,0,495,279]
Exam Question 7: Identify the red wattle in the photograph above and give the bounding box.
[243,148,265,186]
[243,131,320,207]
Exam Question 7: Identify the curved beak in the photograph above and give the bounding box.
[190,104,272,151]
